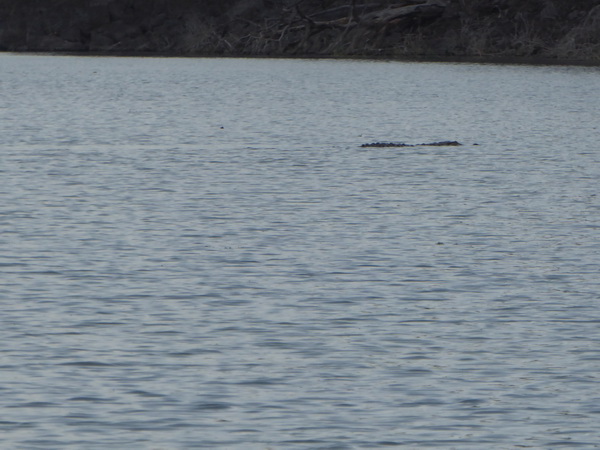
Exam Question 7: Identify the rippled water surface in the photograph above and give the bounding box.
[1,54,600,448]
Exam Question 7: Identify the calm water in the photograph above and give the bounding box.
[1,53,600,449]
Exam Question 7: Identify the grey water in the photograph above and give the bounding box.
[1,53,600,449]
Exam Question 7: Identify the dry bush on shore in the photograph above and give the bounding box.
[181,15,232,54]
[552,5,600,60]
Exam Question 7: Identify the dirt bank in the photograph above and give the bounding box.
[1,0,599,62]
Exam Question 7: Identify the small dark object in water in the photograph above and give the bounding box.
[361,140,462,148]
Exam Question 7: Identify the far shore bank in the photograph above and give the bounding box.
[2,1,599,65]
[4,50,600,68]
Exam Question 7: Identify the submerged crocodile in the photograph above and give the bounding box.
[361,140,462,148]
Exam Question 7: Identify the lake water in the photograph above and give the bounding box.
[1,53,600,449]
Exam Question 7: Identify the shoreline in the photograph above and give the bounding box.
[4,50,600,68]
[2,1,599,68]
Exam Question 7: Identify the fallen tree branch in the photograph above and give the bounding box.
[361,0,448,26]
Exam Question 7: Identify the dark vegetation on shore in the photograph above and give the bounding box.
[1,0,599,62]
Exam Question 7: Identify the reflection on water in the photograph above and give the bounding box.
[1,54,600,448]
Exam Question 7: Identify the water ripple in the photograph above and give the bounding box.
[2,54,600,448]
